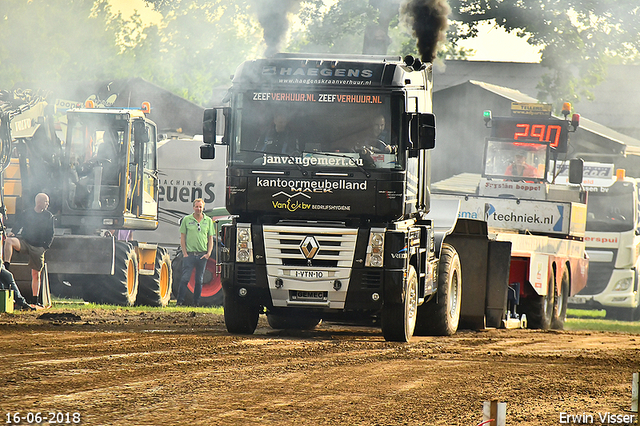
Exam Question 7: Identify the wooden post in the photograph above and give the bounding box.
[632,372,639,413]
[482,400,506,426]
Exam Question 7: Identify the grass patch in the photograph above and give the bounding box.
[565,308,640,333]
[48,300,639,333]
[51,297,224,315]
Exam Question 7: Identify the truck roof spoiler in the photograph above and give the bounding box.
[271,53,403,63]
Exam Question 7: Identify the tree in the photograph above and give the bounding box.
[448,0,640,107]
[0,0,140,87]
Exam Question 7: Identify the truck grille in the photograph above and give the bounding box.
[263,225,357,268]
[581,262,614,295]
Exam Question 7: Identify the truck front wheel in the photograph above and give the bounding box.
[414,244,462,336]
[223,289,259,334]
[381,264,418,342]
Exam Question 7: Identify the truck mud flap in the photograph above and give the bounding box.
[446,235,511,329]
[46,235,116,275]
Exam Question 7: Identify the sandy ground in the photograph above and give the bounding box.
[1,308,639,426]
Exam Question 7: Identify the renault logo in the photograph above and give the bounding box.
[300,236,319,259]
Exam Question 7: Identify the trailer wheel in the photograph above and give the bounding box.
[171,252,224,307]
[523,275,554,329]
[381,264,418,342]
[82,242,139,306]
[414,244,462,336]
[223,289,259,334]
[551,269,569,329]
[136,247,172,307]
[267,311,321,330]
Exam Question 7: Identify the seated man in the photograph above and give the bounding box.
[0,263,36,311]
[334,114,393,154]
[505,154,539,178]
[255,111,300,155]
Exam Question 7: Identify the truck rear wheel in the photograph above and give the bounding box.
[523,275,554,329]
[605,306,640,321]
[414,244,462,336]
[551,269,569,329]
[381,264,418,342]
[137,247,172,307]
[223,289,259,334]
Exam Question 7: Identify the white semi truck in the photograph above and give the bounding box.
[561,162,640,321]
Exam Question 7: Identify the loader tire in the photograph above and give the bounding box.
[522,275,554,329]
[414,244,462,336]
[171,252,223,307]
[137,247,172,307]
[381,264,419,342]
[551,269,569,330]
[99,242,139,306]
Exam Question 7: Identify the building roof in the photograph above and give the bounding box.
[434,60,640,139]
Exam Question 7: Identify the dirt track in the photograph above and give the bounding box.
[1,308,639,426]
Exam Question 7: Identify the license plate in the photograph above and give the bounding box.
[568,297,586,304]
[290,290,328,302]
[293,270,324,279]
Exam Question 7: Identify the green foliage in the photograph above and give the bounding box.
[136,0,263,105]
[2,0,639,109]
[448,0,640,104]
[0,0,136,87]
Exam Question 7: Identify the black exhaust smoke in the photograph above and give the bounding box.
[402,0,451,63]
[253,0,302,57]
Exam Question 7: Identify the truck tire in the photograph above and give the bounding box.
[223,289,259,334]
[414,244,462,336]
[136,247,172,307]
[266,311,322,330]
[605,306,640,321]
[381,264,418,342]
[523,275,554,329]
[551,269,569,329]
[171,253,224,307]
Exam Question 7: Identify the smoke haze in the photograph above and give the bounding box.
[253,0,303,57]
[401,0,451,62]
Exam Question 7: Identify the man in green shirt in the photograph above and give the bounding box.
[176,198,214,306]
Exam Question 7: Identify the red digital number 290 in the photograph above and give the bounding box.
[514,123,562,147]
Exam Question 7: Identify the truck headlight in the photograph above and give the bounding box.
[236,224,253,263]
[365,229,385,267]
[613,277,633,292]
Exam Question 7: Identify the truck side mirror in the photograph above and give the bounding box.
[569,158,584,184]
[200,143,215,160]
[409,113,436,151]
[203,108,217,144]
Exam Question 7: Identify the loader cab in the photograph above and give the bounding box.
[61,108,159,232]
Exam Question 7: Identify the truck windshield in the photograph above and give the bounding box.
[484,139,548,181]
[228,91,399,170]
[586,183,635,232]
[65,113,126,211]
